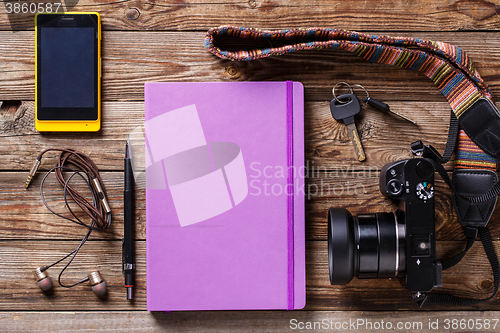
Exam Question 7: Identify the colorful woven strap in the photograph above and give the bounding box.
[456,129,497,171]
[205,26,497,170]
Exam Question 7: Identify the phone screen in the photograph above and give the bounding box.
[36,14,99,121]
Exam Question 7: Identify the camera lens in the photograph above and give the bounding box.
[328,208,355,284]
[328,208,405,285]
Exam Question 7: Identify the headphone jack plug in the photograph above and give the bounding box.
[25,155,42,188]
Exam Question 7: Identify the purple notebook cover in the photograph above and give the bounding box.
[145,81,305,311]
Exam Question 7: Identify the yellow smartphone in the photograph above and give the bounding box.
[35,13,101,132]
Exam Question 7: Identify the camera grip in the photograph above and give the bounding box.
[459,98,500,159]
[452,170,498,227]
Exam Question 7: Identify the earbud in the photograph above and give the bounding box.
[88,271,107,297]
[33,267,53,292]
[33,267,107,297]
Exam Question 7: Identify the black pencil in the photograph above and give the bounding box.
[123,136,135,300]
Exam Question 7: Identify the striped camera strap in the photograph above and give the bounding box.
[205,26,496,168]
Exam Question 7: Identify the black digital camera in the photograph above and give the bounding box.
[328,157,442,294]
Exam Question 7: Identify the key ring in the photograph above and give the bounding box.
[351,84,370,107]
[332,82,353,104]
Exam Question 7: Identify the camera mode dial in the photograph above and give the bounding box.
[415,182,434,201]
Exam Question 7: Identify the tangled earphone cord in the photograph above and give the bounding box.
[26,148,112,288]
[37,148,111,229]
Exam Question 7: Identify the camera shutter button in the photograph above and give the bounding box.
[387,179,403,196]
[416,160,434,179]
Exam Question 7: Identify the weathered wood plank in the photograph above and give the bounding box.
[0,100,468,171]
[1,0,499,321]
[2,31,500,101]
[2,0,500,32]
[2,310,500,332]
[0,240,145,310]
[309,240,500,310]
[5,168,500,241]
[0,172,145,240]
[0,99,497,243]
[0,98,495,247]
[0,240,498,310]
[303,176,481,241]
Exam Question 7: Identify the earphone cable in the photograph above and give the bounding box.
[35,149,112,288]
[39,148,111,230]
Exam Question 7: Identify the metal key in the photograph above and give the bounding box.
[330,93,366,162]
[362,97,416,125]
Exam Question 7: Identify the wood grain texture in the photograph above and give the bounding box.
[2,310,500,332]
[2,0,500,31]
[0,240,498,311]
[307,241,500,310]
[0,172,145,240]
[6,168,500,241]
[2,31,500,101]
[0,100,468,170]
[2,0,500,317]
[0,97,477,243]
[0,240,146,310]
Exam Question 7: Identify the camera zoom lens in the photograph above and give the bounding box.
[328,208,405,285]
[328,208,355,284]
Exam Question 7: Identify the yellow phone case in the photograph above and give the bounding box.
[35,12,101,132]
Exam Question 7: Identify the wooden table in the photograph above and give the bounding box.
[2,1,500,331]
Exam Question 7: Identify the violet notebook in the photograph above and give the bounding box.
[145,81,305,311]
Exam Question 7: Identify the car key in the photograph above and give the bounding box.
[330,93,366,162]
